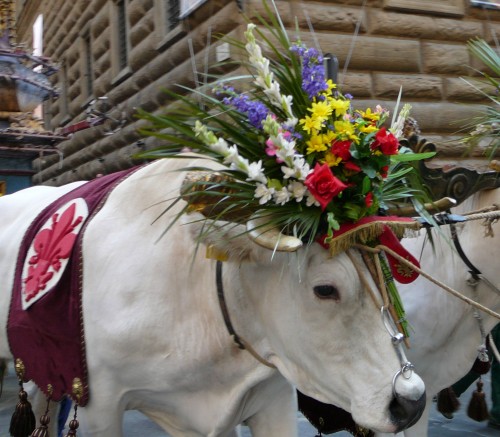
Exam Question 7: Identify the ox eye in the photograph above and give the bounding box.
[314,285,340,301]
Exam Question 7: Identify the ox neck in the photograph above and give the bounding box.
[216,261,276,369]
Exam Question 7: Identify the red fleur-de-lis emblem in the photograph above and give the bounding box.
[22,199,88,308]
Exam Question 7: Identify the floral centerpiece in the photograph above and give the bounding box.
[138,8,433,247]
[463,38,499,158]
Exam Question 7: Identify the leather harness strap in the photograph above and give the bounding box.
[216,260,245,350]
[449,221,481,280]
[216,261,277,369]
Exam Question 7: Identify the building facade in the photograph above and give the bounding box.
[13,0,500,186]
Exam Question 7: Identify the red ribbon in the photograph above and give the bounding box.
[317,217,420,284]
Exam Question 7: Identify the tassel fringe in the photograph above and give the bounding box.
[64,404,80,437]
[30,392,52,437]
[467,379,489,422]
[437,387,460,418]
[329,220,420,256]
[9,384,36,437]
[30,414,50,437]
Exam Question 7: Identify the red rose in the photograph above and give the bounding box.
[371,127,399,155]
[365,192,374,207]
[331,140,352,161]
[305,163,348,210]
[343,161,361,173]
[380,165,389,178]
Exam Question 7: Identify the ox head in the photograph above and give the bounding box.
[186,211,426,434]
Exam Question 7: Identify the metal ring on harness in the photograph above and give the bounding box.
[392,362,416,398]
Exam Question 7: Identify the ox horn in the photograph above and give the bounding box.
[246,213,303,252]
[385,197,457,217]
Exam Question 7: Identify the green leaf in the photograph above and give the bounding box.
[390,152,436,162]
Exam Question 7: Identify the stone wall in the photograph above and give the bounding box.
[14,0,500,185]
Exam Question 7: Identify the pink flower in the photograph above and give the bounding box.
[305,163,348,211]
[265,138,278,157]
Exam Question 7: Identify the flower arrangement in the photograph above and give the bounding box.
[463,38,499,158]
[138,7,433,245]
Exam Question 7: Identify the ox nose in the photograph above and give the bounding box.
[389,390,426,432]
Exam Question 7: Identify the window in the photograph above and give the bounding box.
[179,0,208,18]
[59,60,70,122]
[470,0,500,10]
[111,0,131,84]
[82,32,94,99]
[32,14,43,119]
[117,0,128,71]
[155,0,185,50]
[167,0,180,32]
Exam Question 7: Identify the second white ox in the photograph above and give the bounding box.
[376,187,500,437]
[0,157,426,436]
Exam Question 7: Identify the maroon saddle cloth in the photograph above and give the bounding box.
[7,166,140,405]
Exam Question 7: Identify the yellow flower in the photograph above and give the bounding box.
[356,107,380,122]
[333,120,359,141]
[308,100,333,121]
[322,152,342,167]
[322,130,336,145]
[358,124,378,134]
[326,79,336,93]
[299,115,323,134]
[306,134,328,155]
[330,98,350,117]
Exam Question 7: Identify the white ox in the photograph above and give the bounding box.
[375,187,500,437]
[0,157,426,437]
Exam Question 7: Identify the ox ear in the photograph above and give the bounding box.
[183,213,270,262]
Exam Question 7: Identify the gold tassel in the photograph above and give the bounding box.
[9,385,36,437]
[30,385,53,437]
[30,414,50,437]
[467,379,489,422]
[64,378,83,437]
[437,387,460,419]
[9,359,36,437]
[64,405,80,437]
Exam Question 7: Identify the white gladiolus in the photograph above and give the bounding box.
[223,145,241,166]
[211,137,230,155]
[255,183,275,204]
[193,121,268,187]
[306,192,320,207]
[390,103,412,139]
[288,181,307,202]
[244,24,297,128]
[273,187,291,205]
[246,161,267,184]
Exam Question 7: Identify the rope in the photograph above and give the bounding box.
[347,250,411,347]
[346,250,382,309]
[354,244,500,321]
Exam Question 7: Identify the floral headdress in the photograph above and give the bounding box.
[138,11,433,248]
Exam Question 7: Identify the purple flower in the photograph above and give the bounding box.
[217,86,269,129]
[291,43,328,100]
